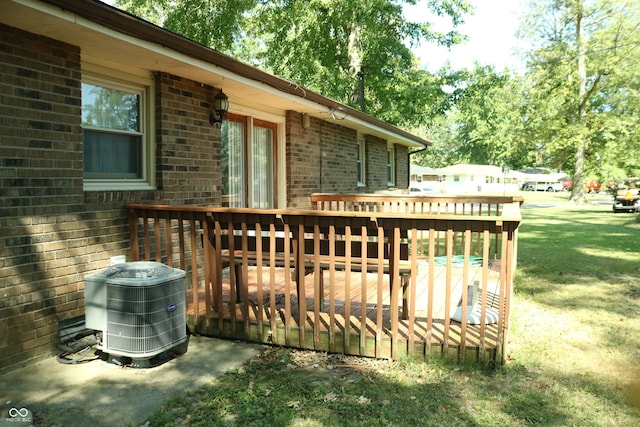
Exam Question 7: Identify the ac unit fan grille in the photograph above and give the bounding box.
[105,277,185,357]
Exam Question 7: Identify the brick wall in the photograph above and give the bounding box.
[286,111,401,208]
[286,111,361,208]
[396,144,409,188]
[0,24,220,373]
[155,73,220,205]
[365,135,389,190]
[1,24,87,371]
[317,119,358,194]
[285,111,322,208]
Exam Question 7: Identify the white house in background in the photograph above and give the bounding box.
[409,164,442,192]
[437,164,523,194]
[409,164,440,183]
[409,163,570,194]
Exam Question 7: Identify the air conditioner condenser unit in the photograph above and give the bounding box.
[85,262,187,364]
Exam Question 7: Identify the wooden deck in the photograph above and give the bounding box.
[187,259,503,360]
[127,199,519,363]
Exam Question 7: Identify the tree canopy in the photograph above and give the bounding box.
[520,0,640,200]
[114,0,640,185]
[116,0,472,126]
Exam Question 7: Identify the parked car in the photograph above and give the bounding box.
[521,181,535,191]
[562,180,573,191]
[612,178,640,213]
[409,186,435,195]
[535,180,563,192]
[585,180,601,193]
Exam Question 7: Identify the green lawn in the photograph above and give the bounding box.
[146,201,640,427]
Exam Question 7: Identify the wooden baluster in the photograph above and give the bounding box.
[283,222,292,345]
[328,221,336,352]
[201,215,212,320]
[313,220,321,349]
[189,212,199,324]
[359,223,367,356]
[343,224,352,355]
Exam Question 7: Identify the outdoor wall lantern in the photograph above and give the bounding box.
[209,90,229,126]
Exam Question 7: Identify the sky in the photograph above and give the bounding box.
[403,0,526,72]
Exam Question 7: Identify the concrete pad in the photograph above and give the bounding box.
[0,336,262,427]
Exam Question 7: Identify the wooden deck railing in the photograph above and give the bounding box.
[311,193,524,215]
[126,200,521,364]
[312,193,523,260]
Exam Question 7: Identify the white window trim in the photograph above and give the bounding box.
[82,65,156,191]
[387,144,395,186]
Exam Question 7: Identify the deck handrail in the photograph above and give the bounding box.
[126,200,520,364]
[311,193,524,215]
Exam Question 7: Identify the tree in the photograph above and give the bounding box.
[114,0,256,50]
[245,0,471,119]
[115,0,473,127]
[521,0,640,202]
[413,65,532,169]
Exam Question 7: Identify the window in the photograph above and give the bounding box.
[356,133,366,186]
[251,121,275,208]
[222,114,277,208]
[387,145,395,186]
[221,119,246,207]
[81,73,154,190]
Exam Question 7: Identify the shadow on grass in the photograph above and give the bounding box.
[515,206,640,318]
[145,346,637,427]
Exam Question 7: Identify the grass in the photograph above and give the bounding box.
[145,197,640,427]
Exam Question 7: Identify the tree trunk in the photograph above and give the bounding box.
[571,4,588,204]
[347,22,366,112]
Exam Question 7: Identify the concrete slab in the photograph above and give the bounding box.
[0,336,262,427]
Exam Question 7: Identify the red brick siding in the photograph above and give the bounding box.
[285,111,322,208]
[0,24,220,373]
[365,135,389,190]
[1,24,87,371]
[395,144,409,188]
[154,72,220,205]
[287,111,361,208]
[286,112,402,208]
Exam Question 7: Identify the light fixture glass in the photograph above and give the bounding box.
[210,90,229,125]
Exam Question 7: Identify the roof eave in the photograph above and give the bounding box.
[39,0,429,149]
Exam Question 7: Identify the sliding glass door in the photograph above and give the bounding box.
[221,115,276,208]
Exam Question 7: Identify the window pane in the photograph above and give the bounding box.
[252,126,273,209]
[222,121,245,207]
[83,130,142,178]
[82,83,140,132]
